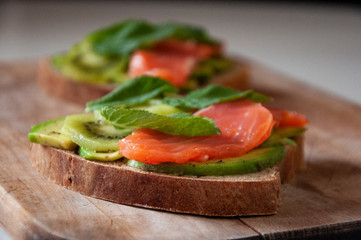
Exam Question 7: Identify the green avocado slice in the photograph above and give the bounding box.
[125,146,285,176]
[28,117,77,150]
[274,127,306,138]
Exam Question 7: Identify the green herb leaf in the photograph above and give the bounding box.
[88,19,218,57]
[100,107,220,136]
[158,22,218,44]
[163,85,271,110]
[86,76,177,111]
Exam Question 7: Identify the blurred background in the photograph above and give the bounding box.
[1,0,360,105]
[0,0,360,238]
[1,1,360,104]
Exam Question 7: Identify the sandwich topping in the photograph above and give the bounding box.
[118,100,274,164]
[29,76,308,176]
[128,39,222,87]
[53,20,231,89]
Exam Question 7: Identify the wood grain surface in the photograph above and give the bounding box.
[0,60,360,239]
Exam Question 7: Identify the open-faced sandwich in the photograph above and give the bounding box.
[38,19,249,104]
[29,76,308,216]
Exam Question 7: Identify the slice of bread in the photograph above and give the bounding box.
[37,58,116,105]
[37,58,249,105]
[29,136,304,217]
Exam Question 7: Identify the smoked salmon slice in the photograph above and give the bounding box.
[153,39,222,59]
[128,39,221,87]
[270,109,308,127]
[119,100,275,164]
[128,50,196,87]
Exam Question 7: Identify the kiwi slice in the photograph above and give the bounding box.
[28,117,77,150]
[61,114,131,151]
[78,147,122,161]
[55,41,128,84]
[136,100,182,115]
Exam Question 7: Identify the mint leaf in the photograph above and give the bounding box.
[163,85,271,110]
[86,76,177,111]
[158,22,218,44]
[88,20,218,57]
[100,107,220,136]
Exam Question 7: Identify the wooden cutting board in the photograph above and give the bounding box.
[0,60,360,239]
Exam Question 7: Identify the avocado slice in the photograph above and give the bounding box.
[125,146,285,176]
[28,117,77,150]
[182,57,234,91]
[190,57,233,82]
[274,127,306,138]
[78,147,122,161]
[260,127,305,148]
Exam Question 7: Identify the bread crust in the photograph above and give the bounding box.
[29,136,304,216]
[37,59,115,104]
[37,58,249,105]
[277,136,306,183]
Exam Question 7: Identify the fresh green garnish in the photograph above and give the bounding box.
[88,20,219,57]
[86,76,177,111]
[163,85,271,110]
[100,107,220,136]
[86,76,270,112]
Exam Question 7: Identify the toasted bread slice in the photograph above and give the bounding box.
[37,58,249,105]
[37,58,116,104]
[29,136,304,217]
